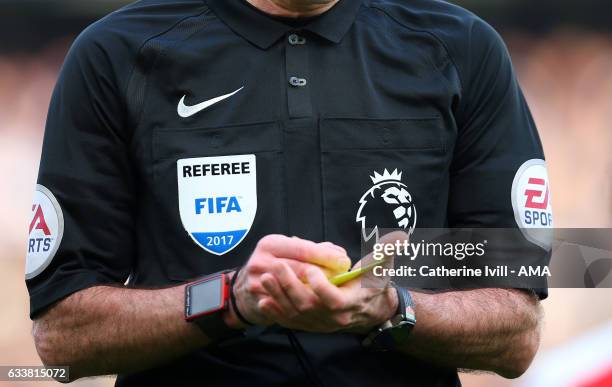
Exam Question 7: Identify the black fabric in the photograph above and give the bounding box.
[27,0,549,385]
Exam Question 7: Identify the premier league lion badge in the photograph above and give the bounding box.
[177,154,257,255]
[356,169,417,242]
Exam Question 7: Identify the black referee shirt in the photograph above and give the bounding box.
[26,0,551,385]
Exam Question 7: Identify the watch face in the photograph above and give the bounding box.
[186,275,225,319]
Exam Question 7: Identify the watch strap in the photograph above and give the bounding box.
[193,310,238,343]
[363,285,416,351]
[394,285,416,325]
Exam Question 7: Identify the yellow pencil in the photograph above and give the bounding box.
[329,258,387,286]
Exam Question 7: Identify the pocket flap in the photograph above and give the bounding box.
[320,117,444,151]
[153,121,281,161]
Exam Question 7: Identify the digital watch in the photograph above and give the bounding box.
[184,270,242,343]
[363,285,416,351]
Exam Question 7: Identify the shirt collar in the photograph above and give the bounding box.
[205,0,362,49]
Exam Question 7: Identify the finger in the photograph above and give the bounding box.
[234,268,267,295]
[259,297,322,332]
[295,266,337,282]
[319,267,337,279]
[276,258,334,281]
[353,254,391,288]
[257,297,285,322]
[376,230,410,266]
[260,273,298,317]
[259,235,351,273]
[317,241,347,255]
[269,261,318,311]
[249,256,316,277]
[378,230,410,243]
[355,231,409,286]
[307,267,348,311]
[286,237,351,273]
[353,231,410,269]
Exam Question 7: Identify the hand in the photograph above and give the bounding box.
[256,231,408,334]
[226,235,351,328]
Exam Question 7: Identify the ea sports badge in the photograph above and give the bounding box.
[177,154,257,255]
[511,159,554,250]
[25,184,64,279]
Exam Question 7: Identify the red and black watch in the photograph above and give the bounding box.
[184,270,242,343]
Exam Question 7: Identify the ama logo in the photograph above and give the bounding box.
[25,185,64,279]
[511,159,554,250]
[177,154,256,255]
[356,169,417,242]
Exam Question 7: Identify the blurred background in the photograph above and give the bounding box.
[0,0,611,386]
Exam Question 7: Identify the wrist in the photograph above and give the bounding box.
[352,288,400,335]
[386,287,400,321]
[184,271,245,343]
[362,286,416,351]
[223,302,248,330]
[222,270,250,330]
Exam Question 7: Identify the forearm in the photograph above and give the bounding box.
[32,285,207,380]
[399,288,542,378]
[29,237,351,381]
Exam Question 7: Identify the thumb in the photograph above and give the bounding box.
[356,230,410,285]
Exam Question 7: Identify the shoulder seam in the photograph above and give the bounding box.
[120,4,211,113]
[123,6,212,132]
[366,3,465,94]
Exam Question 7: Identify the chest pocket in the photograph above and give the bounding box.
[320,117,449,260]
[151,121,287,280]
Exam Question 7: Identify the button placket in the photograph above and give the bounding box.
[282,32,322,240]
[285,31,312,118]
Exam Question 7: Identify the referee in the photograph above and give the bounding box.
[26,0,550,386]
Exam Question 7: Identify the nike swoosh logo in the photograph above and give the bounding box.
[177,86,244,118]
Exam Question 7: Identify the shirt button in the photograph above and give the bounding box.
[288,33,306,45]
[289,77,307,87]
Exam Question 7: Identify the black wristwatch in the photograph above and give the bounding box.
[362,285,416,351]
[184,270,243,344]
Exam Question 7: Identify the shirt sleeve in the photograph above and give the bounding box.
[447,19,551,299]
[26,25,136,318]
